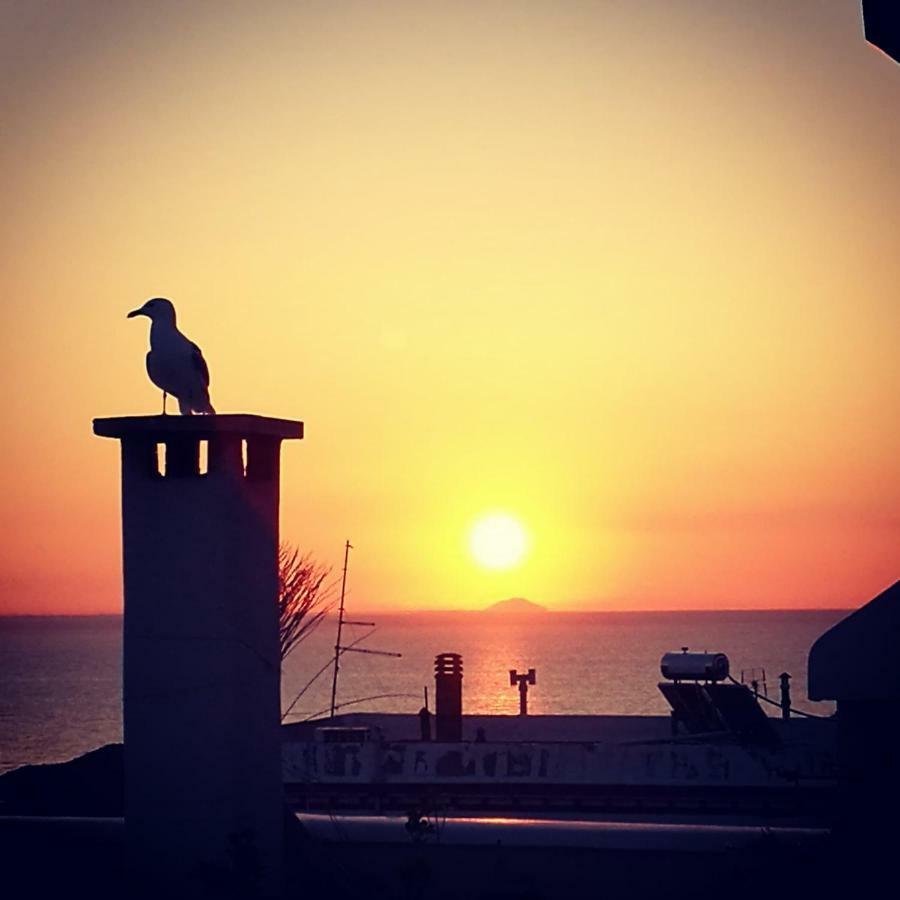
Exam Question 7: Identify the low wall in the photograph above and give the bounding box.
[283,736,836,788]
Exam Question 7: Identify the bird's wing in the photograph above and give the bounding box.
[190,342,210,387]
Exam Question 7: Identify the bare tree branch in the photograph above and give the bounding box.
[278,544,334,662]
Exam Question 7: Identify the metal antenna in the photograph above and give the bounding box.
[329,540,401,720]
[329,540,352,719]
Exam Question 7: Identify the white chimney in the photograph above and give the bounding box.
[94,413,303,898]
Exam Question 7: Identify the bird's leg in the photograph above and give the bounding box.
[161,391,168,416]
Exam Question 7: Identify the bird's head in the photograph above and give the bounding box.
[127,297,176,325]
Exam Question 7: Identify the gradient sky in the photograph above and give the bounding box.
[1,1,897,614]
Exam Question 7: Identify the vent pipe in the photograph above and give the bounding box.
[434,653,463,741]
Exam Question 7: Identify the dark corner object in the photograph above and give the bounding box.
[862,1,900,63]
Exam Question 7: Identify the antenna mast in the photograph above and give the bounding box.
[327,540,401,720]
[329,540,352,718]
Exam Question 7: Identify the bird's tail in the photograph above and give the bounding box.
[179,392,216,415]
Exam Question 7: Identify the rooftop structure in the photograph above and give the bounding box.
[807,580,900,847]
[94,413,302,898]
[808,580,900,702]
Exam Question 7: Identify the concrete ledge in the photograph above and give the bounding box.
[297,813,828,851]
[93,413,303,441]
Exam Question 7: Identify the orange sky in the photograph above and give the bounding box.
[1,1,897,614]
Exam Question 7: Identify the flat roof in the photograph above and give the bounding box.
[283,712,833,746]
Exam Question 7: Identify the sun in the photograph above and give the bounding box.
[469,514,529,571]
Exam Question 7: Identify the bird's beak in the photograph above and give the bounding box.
[127,307,145,319]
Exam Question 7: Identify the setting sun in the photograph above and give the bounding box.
[469,514,530,571]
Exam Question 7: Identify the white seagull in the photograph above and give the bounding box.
[127,297,216,415]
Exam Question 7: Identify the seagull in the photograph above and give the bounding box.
[127,297,216,415]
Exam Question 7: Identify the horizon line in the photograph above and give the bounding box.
[0,606,855,619]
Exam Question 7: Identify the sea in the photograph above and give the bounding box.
[0,610,845,775]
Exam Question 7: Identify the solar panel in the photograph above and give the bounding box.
[658,682,780,747]
[658,682,725,735]
[706,683,780,747]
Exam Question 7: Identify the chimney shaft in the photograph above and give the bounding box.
[94,414,302,897]
[434,652,463,741]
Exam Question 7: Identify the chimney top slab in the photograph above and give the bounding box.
[93,413,303,441]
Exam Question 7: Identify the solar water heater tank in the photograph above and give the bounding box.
[660,649,730,682]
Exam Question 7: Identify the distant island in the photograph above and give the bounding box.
[482,597,547,615]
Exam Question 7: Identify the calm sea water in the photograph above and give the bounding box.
[0,610,844,774]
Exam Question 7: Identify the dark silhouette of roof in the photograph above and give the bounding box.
[808,580,900,701]
[862,1,900,63]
